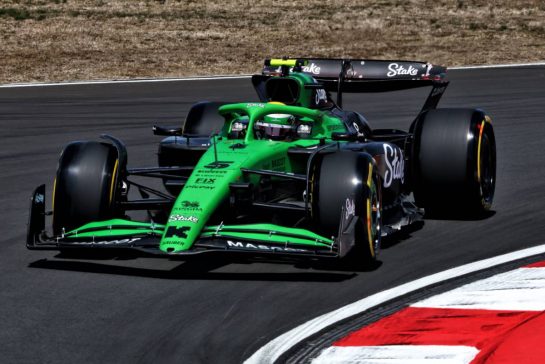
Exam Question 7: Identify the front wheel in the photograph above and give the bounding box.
[53,141,121,235]
[312,151,382,265]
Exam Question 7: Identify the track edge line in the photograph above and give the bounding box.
[2,61,544,88]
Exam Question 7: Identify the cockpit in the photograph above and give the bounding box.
[228,111,313,141]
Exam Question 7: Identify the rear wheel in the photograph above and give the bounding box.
[412,108,496,217]
[312,151,382,265]
[53,141,121,235]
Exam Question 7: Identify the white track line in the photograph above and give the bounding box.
[311,345,479,364]
[243,243,545,364]
[1,61,544,89]
[451,61,545,70]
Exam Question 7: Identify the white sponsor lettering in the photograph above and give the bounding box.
[302,63,321,75]
[353,122,365,137]
[387,63,418,77]
[226,240,308,253]
[246,103,265,108]
[383,144,405,188]
[169,214,199,223]
[345,198,356,220]
[425,63,433,77]
[430,84,447,97]
[70,237,142,245]
[315,88,327,105]
[34,193,44,204]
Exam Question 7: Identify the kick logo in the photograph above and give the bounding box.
[165,226,190,238]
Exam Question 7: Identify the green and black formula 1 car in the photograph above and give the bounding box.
[27,58,496,266]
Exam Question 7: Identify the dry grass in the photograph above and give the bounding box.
[1,0,544,83]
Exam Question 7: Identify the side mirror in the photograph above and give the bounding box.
[153,125,183,136]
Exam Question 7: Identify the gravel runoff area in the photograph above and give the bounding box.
[1,0,544,83]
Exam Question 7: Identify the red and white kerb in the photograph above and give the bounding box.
[312,261,545,363]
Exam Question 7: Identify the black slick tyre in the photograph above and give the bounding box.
[312,151,382,265]
[52,141,120,235]
[412,108,496,217]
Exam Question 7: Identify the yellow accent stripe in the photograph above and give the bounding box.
[367,197,374,257]
[52,178,56,212]
[269,59,297,67]
[366,162,374,257]
[109,159,119,205]
[476,120,485,183]
[366,162,372,187]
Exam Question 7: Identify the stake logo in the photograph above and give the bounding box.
[302,62,321,75]
[387,63,418,77]
[169,215,199,223]
[383,144,405,188]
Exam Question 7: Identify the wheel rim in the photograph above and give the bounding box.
[479,132,495,208]
[368,178,381,256]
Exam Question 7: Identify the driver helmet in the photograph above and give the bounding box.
[255,113,295,140]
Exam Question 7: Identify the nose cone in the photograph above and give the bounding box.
[160,166,239,253]
[159,138,296,254]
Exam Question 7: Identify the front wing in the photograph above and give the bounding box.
[27,185,355,259]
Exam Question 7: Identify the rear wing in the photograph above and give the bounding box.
[261,58,449,109]
[263,58,447,91]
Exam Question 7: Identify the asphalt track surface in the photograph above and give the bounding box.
[1,66,544,363]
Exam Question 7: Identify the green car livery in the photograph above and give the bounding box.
[27,58,496,267]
